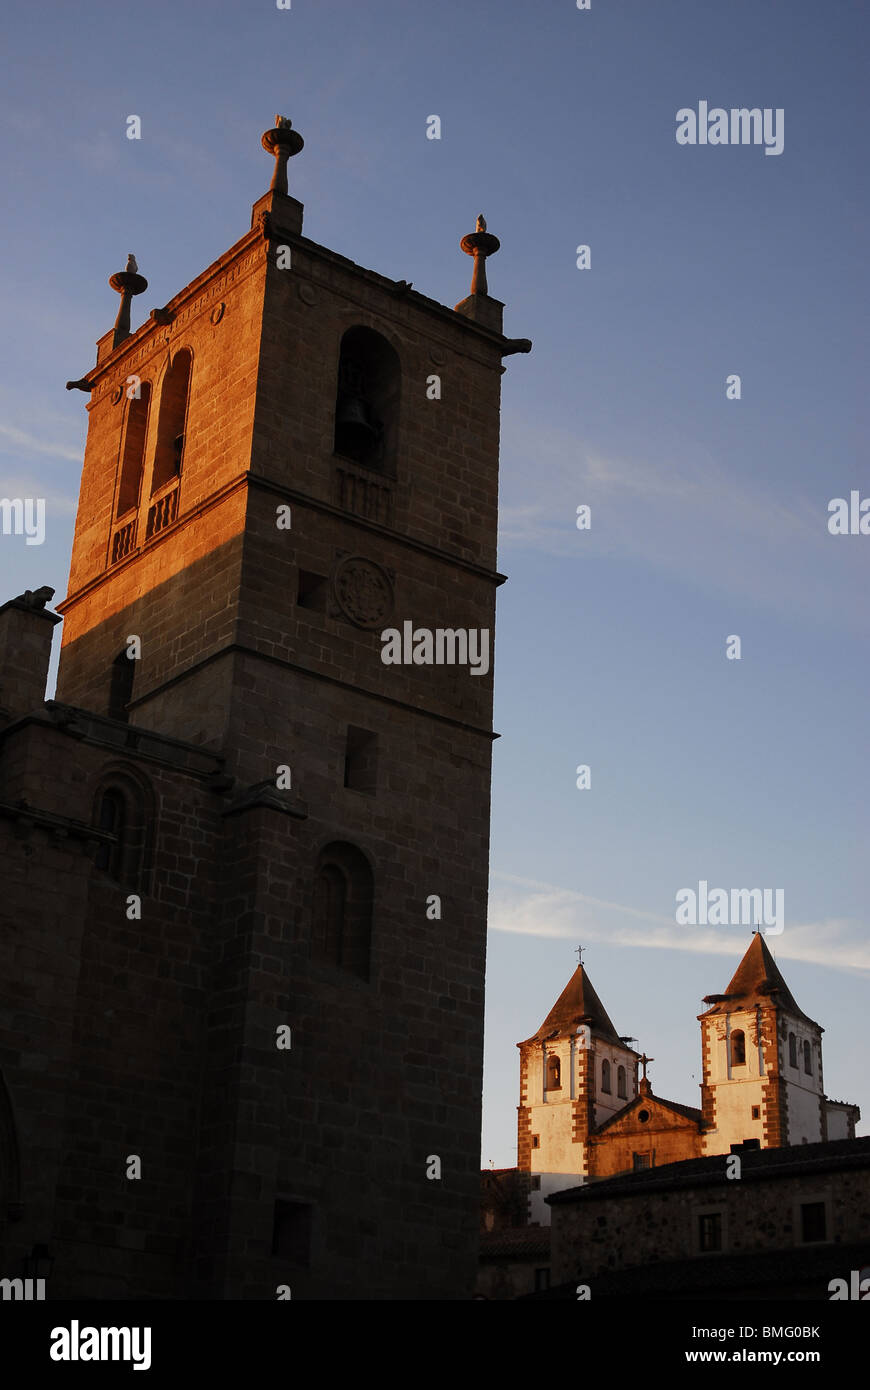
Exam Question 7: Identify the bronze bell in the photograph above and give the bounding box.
[336,390,377,443]
[335,360,379,455]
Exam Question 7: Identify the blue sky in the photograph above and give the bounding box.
[1,0,867,1162]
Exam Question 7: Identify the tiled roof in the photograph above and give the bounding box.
[700,932,819,1028]
[480,1226,551,1259]
[522,964,625,1046]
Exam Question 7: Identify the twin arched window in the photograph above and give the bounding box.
[730,1029,746,1067]
[312,841,373,980]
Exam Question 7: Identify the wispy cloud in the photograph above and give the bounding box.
[488,871,870,975]
[497,421,865,632]
[0,424,82,463]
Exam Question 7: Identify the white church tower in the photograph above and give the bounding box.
[516,957,640,1224]
[698,932,854,1154]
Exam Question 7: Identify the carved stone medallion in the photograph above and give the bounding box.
[333,556,394,629]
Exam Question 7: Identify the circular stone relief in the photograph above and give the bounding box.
[111,384,124,405]
[333,556,394,629]
[298,283,316,305]
[211,302,225,324]
[429,347,446,367]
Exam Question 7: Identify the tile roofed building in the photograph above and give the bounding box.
[483,936,860,1295]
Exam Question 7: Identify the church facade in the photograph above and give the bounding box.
[0,117,529,1299]
[511,935,859,1226]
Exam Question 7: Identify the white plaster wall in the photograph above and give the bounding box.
[702,1009,765,1155]
[530,1168,586,1227]
[825,1105,851,1140]
[592,1043,637,1127]
[779,1015,822,1144]
[530,1098,577,1176]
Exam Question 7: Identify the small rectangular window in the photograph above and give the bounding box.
[699,1212,722,1252]
[800,1202,826,1243]
[297,570,328,612]
[272,1200,313,1266]
[632,1153,650,1171]
[751,1105,760,1120]
[534,1268,550,1292]
[344,726,378,793]
[531,1134,540,1149]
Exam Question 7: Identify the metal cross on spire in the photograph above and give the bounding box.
[639,1052,655,1082]
[575,944,585,967]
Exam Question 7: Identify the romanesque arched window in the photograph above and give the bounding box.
[152,348,191,494]
[116,382,151,518]
[617,1065,627,1099]
[333,326,400,473]
[546,1055,561,1090]
[94,788,126,879]
[91,768,153,891]
[311,841,373,980]
[803,1040,812,1075]
[789,1032,797,1068]
[730,1029,746,1067]
[601,1059,611,1094]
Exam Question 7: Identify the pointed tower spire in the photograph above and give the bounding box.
[702,932,819,1029]
[526,958,623,1046]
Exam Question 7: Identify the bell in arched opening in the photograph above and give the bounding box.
[334,358,381,464]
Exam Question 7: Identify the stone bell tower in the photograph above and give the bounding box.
[1,117,529,1301]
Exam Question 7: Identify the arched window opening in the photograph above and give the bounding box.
[311,841,373,980]
[94,789,126,879]
[152,349,191,495]
[312,864,346,966]
[546,1055,561,1091]
[730,1029,746,1067]
[117,384,151,517]
[803,1040,812,1075]
[601,1060,611,1094]
[91,769,153,892]
[789,1033,797,1068]
[617,1065,627,1099]
[333,326,400,473]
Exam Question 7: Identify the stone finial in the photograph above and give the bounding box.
[261,116,304,196]
[459,215,500,298]
[108,257,148,349]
